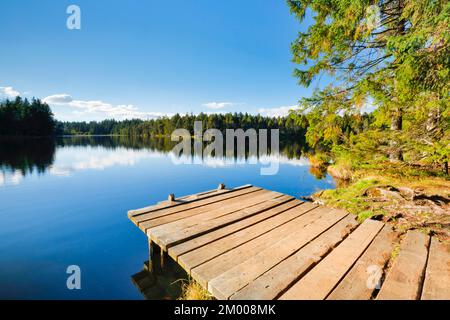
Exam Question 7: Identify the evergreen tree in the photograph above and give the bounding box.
[287,0,449,171]
[0,97,55,136]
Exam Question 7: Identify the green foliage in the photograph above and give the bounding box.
[308,151,331,168]
[0,97,55,136]
[318,177,386,219]
[287,0,449,172]
[56,112,309,139]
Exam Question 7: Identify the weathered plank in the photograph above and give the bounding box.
[421,238,450,300]
[377,230,430,300]
[177,202,318,271]
[130,185,258,223]
[129,184,251,217]
[129,185,450,300]
[279,219,384,300]
[230,215,358,300]
[327,225,399,300]
[145,190,279,236]
[208,209,349,299]
[168,200,306,261]
[190,205,335,288]
[177,184,226,201]
[151,194,294,250]
[139,188,270,231]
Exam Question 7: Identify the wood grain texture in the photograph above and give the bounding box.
[377,230,430,300]
[279,219,384,300]
[151,194,294,250]
[190,205,335,288]
[128,185,449,300]
[131,186,259,225]
[327,225,399,300]
[176,201,316,271]
[168,199,305,261]
[229,215,358,300]
[421,238,450,300]
[139,188,270,231]
[208,208,349,299]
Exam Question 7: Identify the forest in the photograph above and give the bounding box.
[286,0,449,239]
[286,0,448,174]
[1,0,448,178]
[0,97,55,136]
[0,96,374,145]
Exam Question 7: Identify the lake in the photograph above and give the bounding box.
[0,136,335,299]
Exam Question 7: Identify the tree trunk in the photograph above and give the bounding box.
[389,108,403,162]
[426,107,441,137]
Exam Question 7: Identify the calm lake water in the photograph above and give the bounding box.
[0,136,335,299]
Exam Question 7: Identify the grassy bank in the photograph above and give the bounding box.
[312,163,450,242]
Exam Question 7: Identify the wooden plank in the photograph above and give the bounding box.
[230,215,358,300]
[130,185,258,223]
[128,185,247,217]
[177,201,318,271]
[146,190,283,239]
[190,205,336,288]
[279,219,384,300]
[327,225,399,300]
[132,186,261,225]
[208,209,349,299]
[421,238,450,300]
[169,199,307,261]
[150,194,294,250]
[129,184,253,217]
[177,186,225,201]
[139,188,270,231]
[377,230,430,300]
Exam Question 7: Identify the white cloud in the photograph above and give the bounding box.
[204,110,228,115]
[202,102,241,109]
[257,154,310,167]
[43,93,169,120]
[0,86,20,97]
[49,147,164,177]
[0,170,24,187]
[43,94,73,104]
[198,156,231,168]
[258,105,298,117]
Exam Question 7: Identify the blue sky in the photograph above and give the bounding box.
[0,0,321,121]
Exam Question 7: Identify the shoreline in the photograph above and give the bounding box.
[311,165,450,242]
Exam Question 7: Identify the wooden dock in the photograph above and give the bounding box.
[128,184,450,300]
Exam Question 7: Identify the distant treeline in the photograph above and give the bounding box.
[56,110,374,142]
[1,97,375,143]
[56,113,310,138]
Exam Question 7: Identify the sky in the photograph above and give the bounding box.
[0,0,322,121]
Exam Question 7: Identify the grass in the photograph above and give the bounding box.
[178,279,213,300]
[327,157,353,181]
[315,164,450,225]
[390,242,401,262]
[315,176,387,221]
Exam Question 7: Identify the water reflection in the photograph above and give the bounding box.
[0,136,323,187]
[0,137,55,174]
[48,147,154,177]
[0,135,333,299]
[131,245,188,300]
[309,165,328,180]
